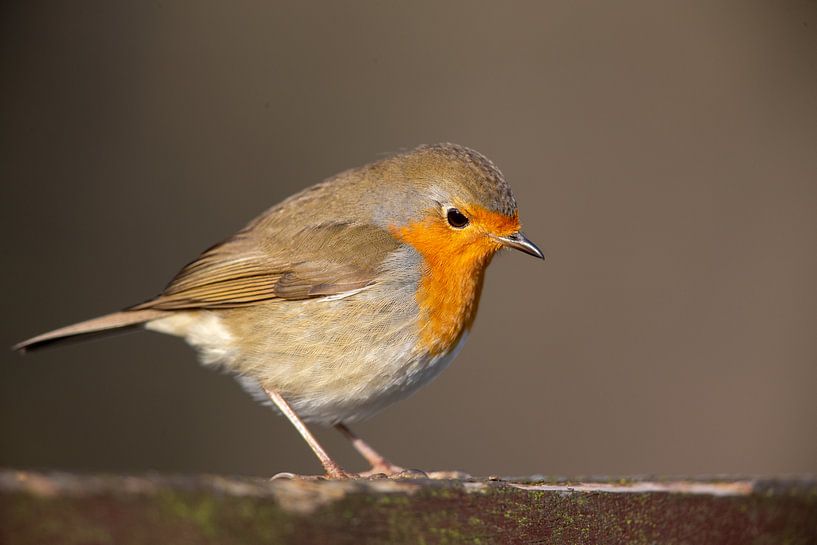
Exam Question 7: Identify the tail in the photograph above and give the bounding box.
[13,309,170,353]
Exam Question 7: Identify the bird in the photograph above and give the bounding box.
[14,143,543,479]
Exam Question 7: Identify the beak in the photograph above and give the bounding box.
[494,231,544,260]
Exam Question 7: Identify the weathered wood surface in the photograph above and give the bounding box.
[1,470,815,544]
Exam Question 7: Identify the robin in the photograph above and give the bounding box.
[14,143,543,479]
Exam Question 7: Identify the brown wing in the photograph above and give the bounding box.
[131,222,399,311]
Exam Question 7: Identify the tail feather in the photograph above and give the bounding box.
[13,309,169,353]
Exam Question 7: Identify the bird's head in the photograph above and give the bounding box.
[377,143,543,268]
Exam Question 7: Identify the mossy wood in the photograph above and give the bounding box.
[1,470,816,544]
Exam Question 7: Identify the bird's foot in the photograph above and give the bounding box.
[271,462,356,480]
[270,466,472,481]
[356,462,407,479]
[270,470,356,480]
[425,470,473,480]
[361,468,473,480]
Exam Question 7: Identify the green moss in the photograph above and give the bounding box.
[156,491,218,537]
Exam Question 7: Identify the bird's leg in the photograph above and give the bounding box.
[262,387,350,479]
[335,423,405,477]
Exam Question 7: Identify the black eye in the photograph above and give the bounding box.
[446,208,469,228]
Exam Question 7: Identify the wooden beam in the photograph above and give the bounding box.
[1,470,815,544]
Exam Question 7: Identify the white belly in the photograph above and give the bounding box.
[146,310,471,425]
[238,332,469,424]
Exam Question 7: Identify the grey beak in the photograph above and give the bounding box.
[495,232,544,260]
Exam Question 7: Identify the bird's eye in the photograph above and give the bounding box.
[446,208,469,228]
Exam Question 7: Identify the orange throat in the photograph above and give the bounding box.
[393,208,519,355]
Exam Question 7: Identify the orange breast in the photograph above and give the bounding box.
[393,207,519,355]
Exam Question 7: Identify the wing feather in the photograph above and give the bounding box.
[131,222,398,311]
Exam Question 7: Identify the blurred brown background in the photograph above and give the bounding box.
[1,1,815,478]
